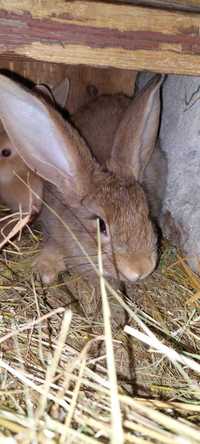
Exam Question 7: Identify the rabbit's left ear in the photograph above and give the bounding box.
[0,74,95,197]
[109,74,164,182]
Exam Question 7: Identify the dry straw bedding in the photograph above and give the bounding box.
[0,210,200,443]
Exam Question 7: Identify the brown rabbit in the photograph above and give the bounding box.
[0,74,163,284]
[0,78,69,216]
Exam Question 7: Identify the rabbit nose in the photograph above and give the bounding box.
[138,258,157,280]
[122,270,140,282]
[117,252,157,282]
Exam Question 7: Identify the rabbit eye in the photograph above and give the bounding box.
[98,217,107,236]
[2,148,11,157]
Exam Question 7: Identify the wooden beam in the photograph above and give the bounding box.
[1,1,200,74]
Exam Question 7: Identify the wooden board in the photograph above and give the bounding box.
[0,59,136,113]
[1,1,200,74]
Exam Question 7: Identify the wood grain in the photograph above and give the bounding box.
[0,1,200,74]
[0,59,136,113]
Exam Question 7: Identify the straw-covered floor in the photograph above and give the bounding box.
[0,207,200,444]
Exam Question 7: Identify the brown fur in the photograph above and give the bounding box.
[38,172,157,282]
[0,74,163,283]
[72,94,166,220]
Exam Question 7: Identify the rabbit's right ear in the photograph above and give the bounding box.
[109,74,164,182]
[35,78,70,109]
[0,75,95,199]
[52,78,70,109]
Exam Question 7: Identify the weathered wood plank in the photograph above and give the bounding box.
[0,1,200,74]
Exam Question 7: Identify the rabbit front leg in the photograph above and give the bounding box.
[34,239,66,284]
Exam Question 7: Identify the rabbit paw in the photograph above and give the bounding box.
[34,248,66,285]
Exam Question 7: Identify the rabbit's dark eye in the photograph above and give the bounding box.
[2,148,11,157]
[98,217,107,236]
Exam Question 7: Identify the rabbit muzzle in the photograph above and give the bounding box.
[115,250,157,282]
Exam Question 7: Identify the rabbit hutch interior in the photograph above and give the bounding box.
[1,1,200,443]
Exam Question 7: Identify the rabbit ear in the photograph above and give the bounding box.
[35,78,70,109]
[109,74,164,182]
[52,78,70,109]
[34,83,56,104]
[0,75,94,197]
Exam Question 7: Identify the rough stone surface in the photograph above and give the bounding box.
[138,72,200,272]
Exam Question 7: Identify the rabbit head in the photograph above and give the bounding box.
[0,74,162,282]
